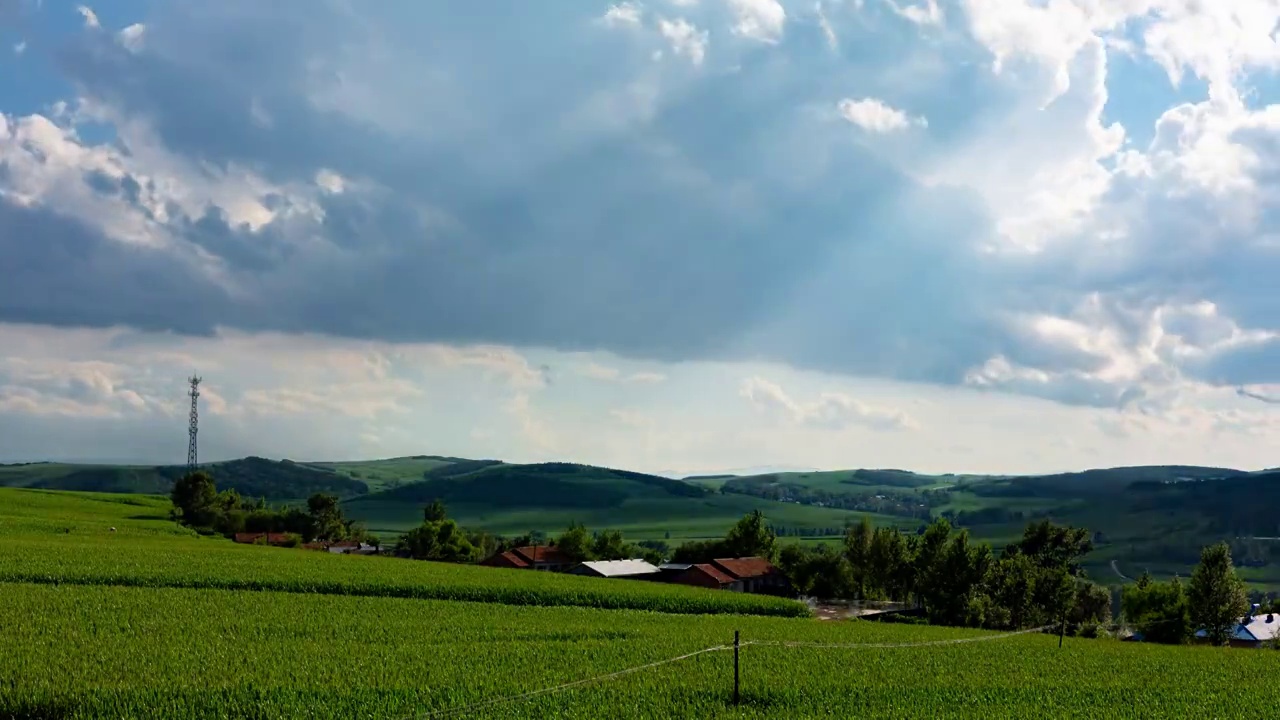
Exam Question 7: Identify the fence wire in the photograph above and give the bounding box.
[741,624,1055,650]
[409,623,1054,718]
[413,644,732,719]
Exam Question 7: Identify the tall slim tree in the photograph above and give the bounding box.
[1190,542,1249,645]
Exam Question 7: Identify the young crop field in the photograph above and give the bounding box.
[0,533,805,617]
[6,582,1280,719]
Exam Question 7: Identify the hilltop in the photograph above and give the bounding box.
[4,454,1279,582]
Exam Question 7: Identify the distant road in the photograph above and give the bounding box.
[1111,560,1133,583]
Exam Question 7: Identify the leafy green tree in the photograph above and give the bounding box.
[170,471,218,527]
[307,493,347,542]
[1069,582,1113,636]
[1007,520,1093,575]
[1122,576,1192,644]
[423,499,448,523]
[867,526,911,601]
[555,522,594,563]
[722,510,776,560]
[844,516,873,599]
[397,519,479,562]
[779,544,854,600]
[986,552,1038,630]
[591,529,632,561]
[1189,542,1249,645]
[670,538,725,564]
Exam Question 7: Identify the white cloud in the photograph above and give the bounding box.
[837,97,927,133]
[76,5,99,29]
[727,0,786,43]
[579,363,667,384]
[117,23,146,53]
[13,41,26,56]
[315,168,346,194]
[741,376,917,431]
[659,18,709,66]
[600,3,643,28]
[887,0,942,26]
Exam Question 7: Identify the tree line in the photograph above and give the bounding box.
[767,516,1111,633]
[1120,541,1254,645]
[393,500,672,565]
[170,470,370,545]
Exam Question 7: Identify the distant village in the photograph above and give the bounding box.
[233,531,791,596]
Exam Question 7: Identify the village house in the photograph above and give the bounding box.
[568,559,661,580]
[479,545,575,572]
[232,532,292,546]
[1195,606,1280,648]
[709,557,791,595]
[669,563,744,591]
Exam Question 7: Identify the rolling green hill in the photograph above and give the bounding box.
[6,453,1279,582]
[0,457,367,501]
[343,461,899,540]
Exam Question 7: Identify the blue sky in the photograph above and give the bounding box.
[3,0,1280,475]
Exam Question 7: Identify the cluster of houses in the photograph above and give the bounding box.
[480,545,792,595]
[1195,605,1280,649]
[230,534,791,596]
[231,533,379,556]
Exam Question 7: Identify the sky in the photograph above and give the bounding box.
[4,0,1280,476]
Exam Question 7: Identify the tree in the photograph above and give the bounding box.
[423,499,448,523]
[1122,576,1192,644]
[722,510,776,560]
[591,529,632,561]
[670,538,724,564]
[555,522,594,563]
[397,519,479,562]
[170,471,218,527]
[844,516,873,599]
[307,493,347,542]
[1189,542,1249,645]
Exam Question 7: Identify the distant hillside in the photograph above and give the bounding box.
[0,457,367,501]
[366,462,708,509]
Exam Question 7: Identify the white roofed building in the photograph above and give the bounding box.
[1195,606,1280,648]
[567,559,661,579]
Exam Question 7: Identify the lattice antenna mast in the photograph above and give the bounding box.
[187,375,201,468]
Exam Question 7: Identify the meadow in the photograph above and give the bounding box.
[0,490,805,618]
[7,582,1280,719]
[8,486,1280,718]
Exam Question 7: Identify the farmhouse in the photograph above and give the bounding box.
[568,559,661,579]
[710,557,791,595]
[232,532,292,546]
[671,563,744,591]
[480,545,575,572]
[1195,607,1280,648]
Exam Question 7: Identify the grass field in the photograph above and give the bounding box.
[346,494,898,542]
[8,582,1280,718]
[0,489,805,618]
[7,486,1280,718]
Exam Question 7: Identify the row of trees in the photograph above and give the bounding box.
[778,517,1109,632]
[394,500,670,565]
[170,471,367,545]
[1121,542,1251,645]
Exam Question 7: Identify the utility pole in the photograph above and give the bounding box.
[733,630,740,705]
[187,376,201,468]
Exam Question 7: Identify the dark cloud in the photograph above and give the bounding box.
[6,0,1280,397]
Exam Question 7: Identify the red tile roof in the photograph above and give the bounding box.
[233,532,292,545]
[513,546,572,565]
[496,551,531,568]
[712,557,777,579]
[692,563,738,585]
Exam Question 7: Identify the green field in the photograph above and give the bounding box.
[0,489,803,618]
[6,455,1280,583]
[7,486,1280,718]
[7,585,1280,718]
